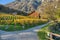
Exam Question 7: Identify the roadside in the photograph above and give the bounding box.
[37,22,54,40]
[0,23,49,40]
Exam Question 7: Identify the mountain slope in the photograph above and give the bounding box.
[6,0,42,13]
[0,5,27,16]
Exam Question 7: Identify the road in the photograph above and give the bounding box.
[0,23,49,40]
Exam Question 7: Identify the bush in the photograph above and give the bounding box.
[49,22,60,34]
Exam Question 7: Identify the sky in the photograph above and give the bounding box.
[0,0,15,5]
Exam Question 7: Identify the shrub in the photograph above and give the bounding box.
[49,22,60,34]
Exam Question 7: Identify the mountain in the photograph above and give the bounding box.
[6,0,42,13]
[0,5,27,16]
[0,0,59,19]
[6,0,58,13]
[0,0,59,15]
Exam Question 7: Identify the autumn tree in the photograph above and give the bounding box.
[41,0,60,23]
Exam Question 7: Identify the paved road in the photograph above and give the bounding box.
[0,23,49,40]
[1,32,38,40]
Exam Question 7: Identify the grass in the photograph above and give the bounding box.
[37,22,54,40]
[0,25,23,31]
[0,21,47,31]
[38,31,48,40]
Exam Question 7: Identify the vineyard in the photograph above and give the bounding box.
[0,13,47,31]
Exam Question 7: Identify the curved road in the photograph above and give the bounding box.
[0,23,49,40]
